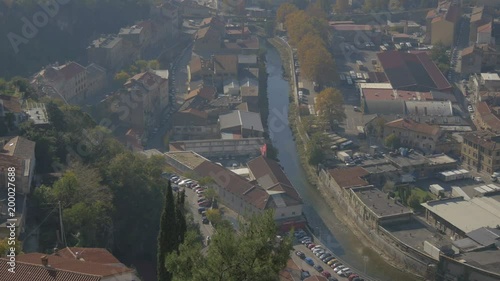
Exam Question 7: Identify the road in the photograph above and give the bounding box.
[145,41,194,150]
[183,185,214,249]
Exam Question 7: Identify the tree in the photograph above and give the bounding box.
[176,190,187,246]
[0,238,22,257]
[407,193,422,210]
[382,180,395,193]
[114,71,130,86]
[206,209,223,227]
[307,132,329,165]
[158,181,177,281]
[315,88,345,130]
[384,133,400,149]
[203,188,218,202]
[300,45,336,86]
[335,0,349,13]
[167,211,292,281]
[276,3,298,23]
[198,177,215,186]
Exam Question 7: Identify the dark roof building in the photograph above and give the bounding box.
[377,51,452,92]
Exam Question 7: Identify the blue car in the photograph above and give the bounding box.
[305,257,314,266]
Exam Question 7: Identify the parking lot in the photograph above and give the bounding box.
[292,229,366,281]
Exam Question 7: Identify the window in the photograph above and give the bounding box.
[281,213,285,217]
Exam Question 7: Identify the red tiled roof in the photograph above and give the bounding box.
[461,46,476,57]
[385,118,441,136]
[213,55,238,74]
[476,102,500,132]
[377,51,451,91]
[54,247,121,265]
[59,62,85,80]
[328,167,370,189]
[0,253,134,281]
[463,131,500,150]
[431,15,444,24]
[478,22,492,33]
[185,86,217,101]
[0,94,22,113]
[125,71,164,88]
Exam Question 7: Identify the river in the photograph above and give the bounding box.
[265,42,419,281]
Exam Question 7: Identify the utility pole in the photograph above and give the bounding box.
[58,201,66,247]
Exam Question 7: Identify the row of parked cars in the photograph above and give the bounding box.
[169,174,211,224]
[294,230,364,281]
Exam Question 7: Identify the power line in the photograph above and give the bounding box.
[23,206,58,240]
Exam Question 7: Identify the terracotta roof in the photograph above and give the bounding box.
[1,136,35,159]
[213,55,238,75]
[385,118,441,136]
[0,253,134,281]
[377,51,451,91]
[0,95,22,113]
[476,102,500,132]
[461,46,476,57]
[54,247,121,265]
[470,6,485,23]
[331,24,372,31]
[463,131,500,151]
[125,71,164,88]
[426,9,437,19]
[193,161,271,210]
[225,27,250,35]
[328,167,370,189]
[247,156,302,204]
[431,15,444,24]
[58,62,86,80]
[224,36,260,50]
[185,86,217,101]
[478,22,492,33]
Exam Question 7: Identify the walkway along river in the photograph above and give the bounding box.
[264,42,420,281]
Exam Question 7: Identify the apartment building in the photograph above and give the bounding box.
[426,1,461,47]
[461,131,500,174]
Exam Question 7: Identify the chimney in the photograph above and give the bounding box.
[53,247,59,255]
[41,255,49,267]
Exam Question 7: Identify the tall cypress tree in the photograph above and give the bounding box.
[176,190,187,246]
[157,181,177,281]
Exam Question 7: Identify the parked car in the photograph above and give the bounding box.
[305,257,314,266]
[323,256,335,263]
[295,251,306,259]
[307,244,317,249]
[301,270,311,279]
[348,274,360,281]
[313,265,324,272]
[198,207,206,214]
[327,259,338,266]
[322,271,332,278]
[202,217,209,224]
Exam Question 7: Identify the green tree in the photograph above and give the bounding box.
[384,133,400,149]
[0,238,22,257]
[206,209,223,227]
[176,190,187,246]
[158,181,177,281]
[407,193,422,210]
[114,71,130,86]
[307,132,329,165]
[315,88,345,130]
[167,211,292,281]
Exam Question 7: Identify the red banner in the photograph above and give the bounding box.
[260,144,267,157]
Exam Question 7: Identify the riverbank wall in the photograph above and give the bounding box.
[268,37,432,280]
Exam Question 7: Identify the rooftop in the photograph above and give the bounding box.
[331,24,373,31]
[476,102,500,132]
[422,197,500,234]
[352,186,412,218]
[377,51,451,91]
[385,118,441,136]
[459,249,500,274]
[426,154,457,166]
[482,73,500,81]
[165,151,209,170]
[0,95,22,113]
[386,151,428,168]
[462,131,500,150]
[89,35,122,49]
[219,110,264,132]
[328,167,370,189]
[362,88,433,101]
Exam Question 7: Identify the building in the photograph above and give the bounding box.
[87,35,135,70]
[0,250,141,281]
[461,131,500,174]
[0,136,36,195]
[171,109,218,140]
[385,118,443,153]
[219,110,264,138]
[169,137,265,158]
[194,25,223,56]
[0,95,24,125]
[377,51,452,92]
[164,152,304,225]
[422,197,500,239]
[475,102,500,133]
[223,36,260,55]
[122,71,169,132]
[477,22,493,44]
[31,62,87,103]
[425,1,461,46]
[458,46,483,75]
[118,23,152,57]
[85,63,107,99]
[349,186,413,229]
[469,6,493,44]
